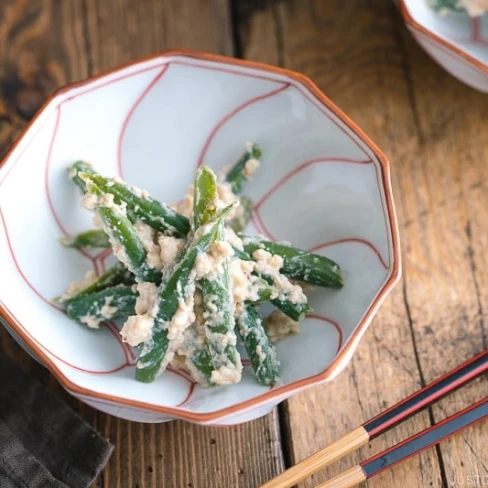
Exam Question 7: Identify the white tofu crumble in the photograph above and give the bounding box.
[429,0,488,16]
[458,0,488,16]
[120,282,159,346]
[265,310,300,343]
[101,296,118,318]
[119,224,307,385]
[79,315,100,329]
[243,158,259,178]
[61,270,97,302]
[252,249,307,304]
[134,221,162,270]
[64,146,322,389]
[158,235,184,269]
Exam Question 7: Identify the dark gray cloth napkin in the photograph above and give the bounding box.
[0,353,113,487]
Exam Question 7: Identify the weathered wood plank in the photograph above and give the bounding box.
[400,12,488,487]
[238,0,487,487]
[83,0,234,73]
[98,410,284,488]
[0,2,284,487]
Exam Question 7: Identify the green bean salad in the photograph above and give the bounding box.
[427,0,488,17]
[57,144,344,387]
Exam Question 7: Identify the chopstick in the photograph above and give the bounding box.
[316,396,488,488]
[261,348,488,488]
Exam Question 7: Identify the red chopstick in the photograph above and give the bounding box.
[363,348,487,437]
[261,349,488,488]
[316,397,488,488]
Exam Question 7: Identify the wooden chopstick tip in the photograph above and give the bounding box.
[259,426,369,488]
[314,465,367,488]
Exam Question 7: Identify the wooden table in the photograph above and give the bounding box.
[0,1,487,487]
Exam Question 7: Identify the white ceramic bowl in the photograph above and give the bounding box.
[399,0,488,92]
[0,50,401,425]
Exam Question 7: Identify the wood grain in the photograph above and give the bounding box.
[238,1,488,487]
[315,466,366,488]
[0,1,283,487]
[96,410,284,488]
[1,1,487,487]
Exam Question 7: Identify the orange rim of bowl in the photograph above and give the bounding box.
[0,48,401,423]
[398,0,488,75]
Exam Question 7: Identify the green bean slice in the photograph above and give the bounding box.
[66,285,137,326]
[243,237,343,289]
[236,303,279,386]
[135,203,236,383]
[225,143,261,194]
[59,229,110,250]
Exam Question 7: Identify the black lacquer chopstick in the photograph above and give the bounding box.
[317,397,488,488]
[364,348,487,437]
[261,349,488,488]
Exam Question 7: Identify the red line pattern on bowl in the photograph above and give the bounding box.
[106,321,135,364]
[289,85,371,157]
[176,382,196,408]
[247,156,389,269]
[471,18,488,45]
[439,17,488,47]
[253,157,372,208]
[419,27,488,71]
[117,64,170,179]
[74,388,192,416]
[161,312,344,409]
[0,299,131,374]
[42,106,118,271]
[69,313,343,413]
[305,314,344,354]
[196,80,371,170]
[190,67,391,266]
[97,249,114,274]
[196,83,290,168]
[1,188,134,372]
[308,238,389,270]
[0,50,400,422]
[62,64,165,103]
[42,107,112,266]
[399,0,488,76]
[457,18,488,46]
[0,208,64,312]
[414,30,488,78]
[73,368,196,410]
[252,208,388,270]
[172,59,294,83]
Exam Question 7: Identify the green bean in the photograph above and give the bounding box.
[180,321,215,384]
[236,303,279,386]
[83,177,161,284]
[231,245,252,261]
[228,196,253,233]
[250,276,277,303]
[427,0,460,13]
[185,166,241,385]
[81,172,190,237]
[242,237,343,289]
[232,246,312,321]
[68,161,96,193]
[192,166,218,229]
[59,229,110,249]
[66,285,137,326]
[225,143,261,194]
[186,344,214,384]
[135,202,236,383]
[269,298,311,322]
[57,262,134,304]
[192,265,241,386]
